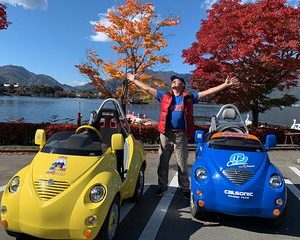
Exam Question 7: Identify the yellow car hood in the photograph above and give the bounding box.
[31,152,101,184]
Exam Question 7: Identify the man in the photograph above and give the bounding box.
[127,73,239,199]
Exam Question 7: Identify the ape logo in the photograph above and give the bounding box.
[227,153,248,167]
[46,157,67,176]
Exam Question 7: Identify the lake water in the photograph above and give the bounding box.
[0,96,299,126]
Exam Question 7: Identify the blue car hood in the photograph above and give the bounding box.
[207,149,267,173]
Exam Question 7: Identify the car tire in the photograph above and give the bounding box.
[5,230,27,240]
[131,166,145,202]
[15,237,24,240]
[96,196,120,240]
[15,235,35,240]
[190,193,204,219]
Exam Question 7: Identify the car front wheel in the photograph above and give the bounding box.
[5,230,29,240]
[190,193,204,219]
[97,196,120,240]
[131,166,145,202]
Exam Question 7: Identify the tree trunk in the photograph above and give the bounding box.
[121,101,126,113]
[252,101,259,127]
[121,78,129,113]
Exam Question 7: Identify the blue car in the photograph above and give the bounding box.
[190,104,287,225]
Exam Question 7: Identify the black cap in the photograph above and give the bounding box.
[170,75,185,85]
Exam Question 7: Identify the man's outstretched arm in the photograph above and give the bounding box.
[199,76,239,99]
[127,73,157,97]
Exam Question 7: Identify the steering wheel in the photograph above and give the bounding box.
[75,125,102,141]
[216,125,246,133]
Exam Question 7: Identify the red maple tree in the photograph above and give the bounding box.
[183,0,300,126]
[0,4,9,30]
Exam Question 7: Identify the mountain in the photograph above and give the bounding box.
[145,69,193,91]
[0,65,66,89]
[62,84,78,91]
[0,65,35,83]
[146,69,191,84]
[74,83,98,91]
[27,74,62,87]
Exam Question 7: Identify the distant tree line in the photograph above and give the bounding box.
[0,84,99,99]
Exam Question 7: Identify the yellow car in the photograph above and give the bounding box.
[1,98,146,240]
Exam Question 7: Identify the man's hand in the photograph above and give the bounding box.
[126,72,157,97]
[199,75,239,98]
[225,75,239,86]
[127,73,135,82]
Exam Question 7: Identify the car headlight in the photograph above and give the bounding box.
[89,185,106,202]
[195,167,207,180]
[269,174,282,189]
[9,176,20,193]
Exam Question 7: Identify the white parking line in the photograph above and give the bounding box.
[285,179,300,200]
[289,166,300,178]
[120,185,150,222]
[138,173,178,240]
[169,171,178,187]
[0,185,6,192]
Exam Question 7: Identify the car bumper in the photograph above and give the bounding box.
[191,179,287,219]
[1,200,108,240]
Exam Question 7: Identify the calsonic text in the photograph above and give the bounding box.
[224,190,254,199]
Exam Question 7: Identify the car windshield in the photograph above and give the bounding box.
[41,131,104,156]
[208,136,264,152]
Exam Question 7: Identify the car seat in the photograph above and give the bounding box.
[91,108,124,145]
[211,104,249,134]
[91,108,127,179]
[221,108,237,121]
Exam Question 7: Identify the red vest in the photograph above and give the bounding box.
[157,90,195,139]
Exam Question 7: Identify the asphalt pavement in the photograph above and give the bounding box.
[0,150,300,240]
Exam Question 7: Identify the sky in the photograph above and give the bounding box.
[0,0,299,86]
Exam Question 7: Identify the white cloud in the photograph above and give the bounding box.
[90,7,115,42]
[90,31,110,42]
[89,6,152,42]
[0,0,47,9]
[202,0,218,10]
[131,13,143,22]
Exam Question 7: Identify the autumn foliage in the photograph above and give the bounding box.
[183,0,300,126]
[76,0,179,106]
[0,3,9,30]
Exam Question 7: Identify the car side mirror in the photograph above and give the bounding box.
[35,129,46,148]
[265,134,277,150]
[195,130,205,144]
[111,133,124,151]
